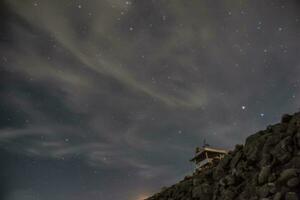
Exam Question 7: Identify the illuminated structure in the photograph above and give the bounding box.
[190,145,228,170]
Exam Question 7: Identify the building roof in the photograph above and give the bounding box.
[190,147,228,162]
[199,147,228,154]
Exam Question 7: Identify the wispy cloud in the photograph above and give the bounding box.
[1,0,300,199]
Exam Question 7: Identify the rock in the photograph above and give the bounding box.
[273,192,283,200]
[281,136,294,153]
[286,177,299,188]
[272,137,293,163]
[258,184,270,198]
[235,144,244,151]
[230,151,243,169]
[244,132,268,162]
[287,123,297,135]
[260,153,273,167]
[245,130,265,145]
[193,178,201,186]
[226,174,236,186]
[192,183,212,200]
[213,166,226,180]
[223,188,237,200]
[289,157,300,168]
[268,173,277,182]
[282,114,292,123]
[267,182,276,194]
[258,166,271,185]
[285,192,299,200]
[278,168,298,183]
[295,132,300,148]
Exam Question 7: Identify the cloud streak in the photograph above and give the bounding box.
[1,0,300,199]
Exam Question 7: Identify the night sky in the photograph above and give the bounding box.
[0,0,300,199]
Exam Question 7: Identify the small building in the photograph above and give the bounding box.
[190,146,228,170]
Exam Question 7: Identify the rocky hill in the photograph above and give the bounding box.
[146,112,300,200]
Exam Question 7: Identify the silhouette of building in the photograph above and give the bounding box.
[190,146,228,170]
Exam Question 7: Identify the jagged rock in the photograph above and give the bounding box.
[192,183,212,200]
[282,114,293,123]
[267,182,276,194]
[287,123,298,135]
[268,173,277,182]
[295,132,300,148]
[258,184,270,198]
[258,166,271,185]
[278,168,298,183]
[226,174,237,185]
[219,154,231,169]
[244,131,268,163]
[272,136,293,163]
[273,192,283,200]
[192,177,201,186]
[285,192,299,200]
[146,112,300,200]
[289,157,300,168]
[286,177,299,188]
[223,188,237,200]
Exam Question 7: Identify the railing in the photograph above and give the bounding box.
[196,158,213,168]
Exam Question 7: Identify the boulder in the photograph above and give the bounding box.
[258,166,271,185]
[285,192,299,200]
[278,168,298,183]
[282,114,293,123]
[286,177,299,188]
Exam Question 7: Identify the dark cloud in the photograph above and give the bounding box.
[0,0,300,199]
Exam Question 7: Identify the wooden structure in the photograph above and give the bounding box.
[190,146,228,170]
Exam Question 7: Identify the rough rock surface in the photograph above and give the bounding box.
[146,112,300,200]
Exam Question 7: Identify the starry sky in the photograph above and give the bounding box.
[0,0,300,199]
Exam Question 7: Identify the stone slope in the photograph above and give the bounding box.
[146,112,300,200]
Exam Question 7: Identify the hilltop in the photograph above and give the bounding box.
[146,112,300,200]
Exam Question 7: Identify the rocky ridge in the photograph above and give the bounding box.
[146,112,300,200]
